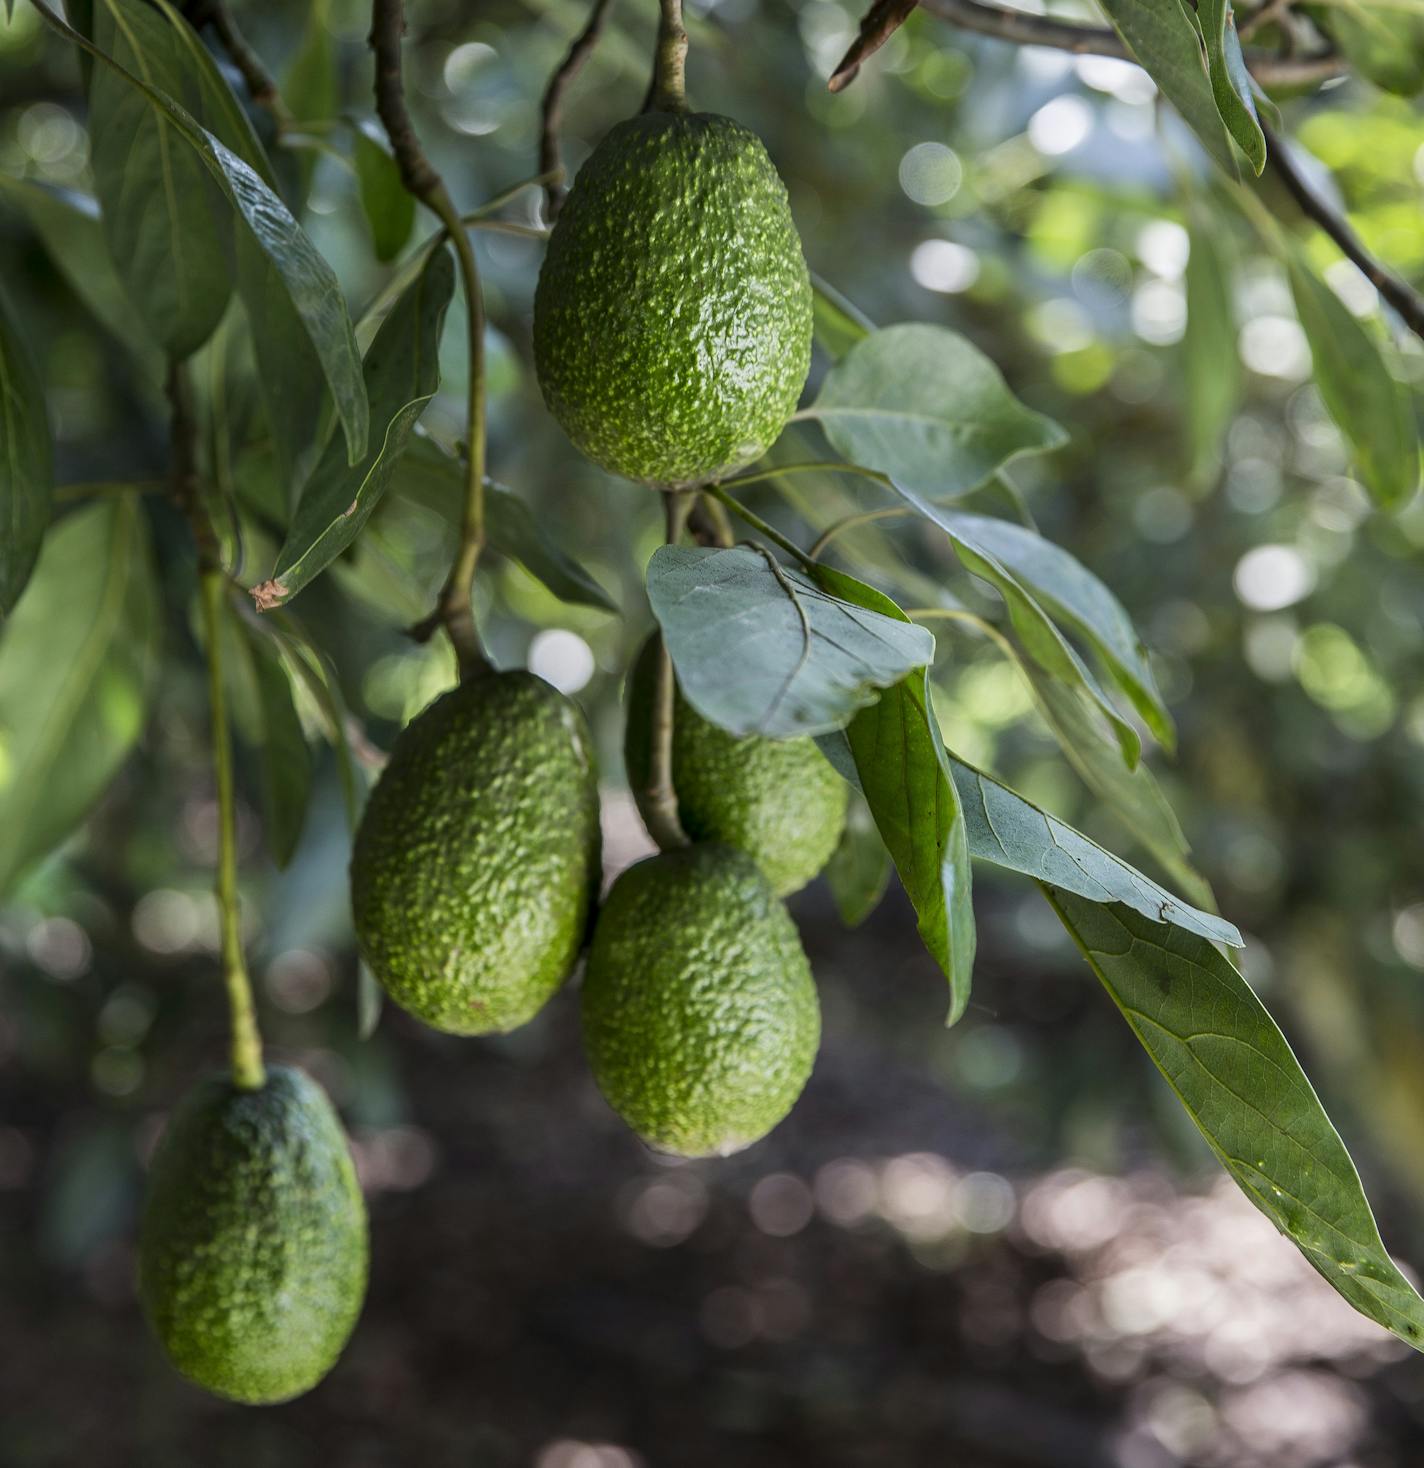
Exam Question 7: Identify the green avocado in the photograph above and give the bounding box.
[351,670,602,1035]
[138,1066,367,1405]
[625,636,847,895]
[533,110,813,488]
[582,843,820,1158]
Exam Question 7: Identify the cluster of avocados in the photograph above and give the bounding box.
[138,100,826,1406]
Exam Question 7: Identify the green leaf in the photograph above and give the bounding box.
[808,324,1066,498]
[1182,209,1241,480]
[352,119,416,264]
[89,0,234,358]
[886,487,1144,766]
[810,272,873,361]
[0,497,159,895]
[817,563,975,1021]
[1045,888,1424,1351]
[35,0,368,467]
[1320,0,1424,97]
[1287,252,1420,510]
[284,0,337,122]
[1095,0,1238,175]
[0,288,54,617]
[646,545,934,738]
[254,247,455,608]
[926,508,1173,752]
[824,795,892,927]
[0,179,160,366]
[1197,0,1266,174]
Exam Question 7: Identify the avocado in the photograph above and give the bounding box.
[582,843,820,1157]
[533,110,813,487]
[138,1066,367,1405]
[350,670,601,1035]
[624,636,847,895]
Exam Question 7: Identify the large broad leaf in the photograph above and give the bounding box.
[1197,0,1266,174]
[1095,0,1237,175]
[1321,0,1424,97]
[0,497,159,895]
[808,324,1066,498]
[646,544,933,738]
[886,485,1144,765]
[352,120,416,264]
[0,289,54,617]
[1045,889,1424,1352]
[89,0,234,358]
[811,273,873,361]
[818,564,975,1021]
[1183,209,1240,481]
[253,247,455,608]
[35,0,367,468]
[925,508,1173,752]
[1288,252,1419,511]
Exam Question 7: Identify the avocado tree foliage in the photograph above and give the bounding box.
[0,0,1422,1396]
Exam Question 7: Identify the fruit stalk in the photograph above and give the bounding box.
[645,0,688,113]
[643,492,692,851]
[371,0,491,677]
[539,0,616,220]
[705,483,817,571]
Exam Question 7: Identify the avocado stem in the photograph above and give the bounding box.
[644,492,693,852]
[645,0,688,113]
[704,483,818,572]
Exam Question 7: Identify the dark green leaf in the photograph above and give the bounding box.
[89,0,234,357]
[647,545,934,738]
[1045,888,1424,1351]
[1096,0,1237,174]
[0,497,159,895]
[1288,251,1419,510]
[811,272,873,361]
[1183,209,1241,480]
[1320,1,1424,97]
[283,0,337,123]
[352,119,416,263]
[254,247,455,607]
[0,289,54,617]
[817,563,975,1020]
[809,324,1066,498]
[1197,0,1266,173]
[824,794,892,927]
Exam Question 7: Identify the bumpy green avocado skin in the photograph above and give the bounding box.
[625,638,847,896]
[138,1067,367,1405]
[351,671,601,1035]
[582,844,820,1158]
[533,111,813,487]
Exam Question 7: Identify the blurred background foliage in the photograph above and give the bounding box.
[1,0,1424,1461]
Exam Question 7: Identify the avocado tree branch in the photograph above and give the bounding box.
[644,0,688,113]
[371,0,491,677]
[184,0,290,131]
[167,363,266,1092]
[704,484,817,571]
[643,492,693,853]
[539,0,615,220]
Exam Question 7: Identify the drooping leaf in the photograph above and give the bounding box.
[810,273,873,361]
[1287,251,1420,511]
[0,497,159,895]
[808,324,1066,497]
[352,119,416,263]
[0,289,54,617]
[89,0,234,357]
[817,564,975,1020]
[1045,888,1424,1352]
[1197,0,1266,174]
[824,794,892,928]
[1320,0,1424,97]
[646,544,934,738]
[885,485,1144,765]
[1183,209,1241,481]
[1095,0,1237,175]
[253,247,455,608]
[33,0,368,469]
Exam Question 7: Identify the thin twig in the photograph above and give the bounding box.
[539,0,615,221]
[167,362,265,1092]
[830,0,919,93]
[915,0,1344,87]
[689,491,735,547]
[1259,119,1424,343]
[704,484,817,570]
[186,0,290,129]
[370,0,491,676]
[643,493,693,852]
[809,505,913,560]
[644,0,688,113]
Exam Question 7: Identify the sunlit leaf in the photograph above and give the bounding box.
[1197,0,1266,174]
